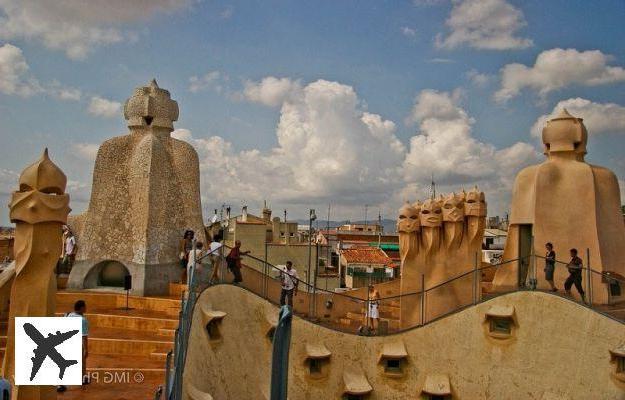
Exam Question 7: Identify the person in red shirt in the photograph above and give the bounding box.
[226,240,249,284]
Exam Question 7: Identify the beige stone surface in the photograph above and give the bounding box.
[397,188,485,326]
[493,110,625,304]
[184,285,625,399]
[68,80,205,295]
[2,150,70,400]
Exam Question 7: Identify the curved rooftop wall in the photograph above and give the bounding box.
[184,286,625,399]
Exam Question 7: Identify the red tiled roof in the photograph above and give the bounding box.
[340,247,392,265]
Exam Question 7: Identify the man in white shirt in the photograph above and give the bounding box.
[208,237,223,284]
[60,225,77,274]
[279,261,299,307]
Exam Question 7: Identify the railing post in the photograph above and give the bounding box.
[264,241,269,299]
[270,306,293,400]
[473,251,478,305]
[420,273,425,326]
[586,248,592,307]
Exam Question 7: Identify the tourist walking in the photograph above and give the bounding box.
[564,248,586,303]
[544,242,557,292]
[57,300,89,392]
[208,233,223,284]
[279,261,299,307]
[60,225,77,274]
[179,230,194,284]
[226,240,249,284]
[365,284,380,335]
[187,241,204,288]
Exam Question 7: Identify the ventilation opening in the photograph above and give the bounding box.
[143,116,153,126]
[610,281,621,297]
[343,395,365,400]
[384,359,402,374]
[266,326,276,342]
[206,320,222,341]
[309,359,322,374]
[489,317,512,335]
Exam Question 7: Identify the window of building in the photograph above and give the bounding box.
[201,307,226,343]
[610,344,625,382]
[610,281,621,297]
[206,320,222,341]
[489,317,511,335]
[484,305,516,339]
[309,358,322,374]
[305,343,331,379]
[421,373,451,400]
[384,359,401,373]
[343,395,366,400]
[379,341,408,377]
[266,326,275,342]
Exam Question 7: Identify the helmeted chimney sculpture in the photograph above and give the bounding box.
[492,109,625,304]
[67,80,206,295]
[397,187,486,326]
[2,149,70,400]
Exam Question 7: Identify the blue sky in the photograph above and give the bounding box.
[1,0,624,225]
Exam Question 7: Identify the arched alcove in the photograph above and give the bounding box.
[84,260,130,288]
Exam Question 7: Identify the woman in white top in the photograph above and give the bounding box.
[366,284,380,334]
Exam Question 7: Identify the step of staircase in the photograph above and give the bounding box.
[53,290,180,399]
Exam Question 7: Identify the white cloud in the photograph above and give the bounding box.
[71,143,100,161]
[403,89,538,212]
[436,0,532,50]
[531,98,625,138]
[242,76,303,107]
[495,48,625,102]
[176,79,406,211]
[188,71,225,93]
[466,69,492,87]
[401,26,417,38]
[177,77,537,218]
[0,0,191,59]
[87,96,121,118]
[0,43,81,100]
[0,43,41,96]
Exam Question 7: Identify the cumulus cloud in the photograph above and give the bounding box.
[241,76,302,107]
[495,48,625,102]
[466,69,492,87]
[403,89,538,211]
[531,98,625,137]
[436,0,532,50]
[188,71,225,93]
[0,43,81,100]
[71,143,100,161]
[87,96,122,118]
[176,78,537,218]
[175,79,406,211]
[0,0,191,59]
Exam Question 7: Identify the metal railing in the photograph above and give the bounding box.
[160,244,625,398]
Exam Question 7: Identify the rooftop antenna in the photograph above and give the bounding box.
[430,173,436,200]
[284,209,287,223]
[364,204,369,230]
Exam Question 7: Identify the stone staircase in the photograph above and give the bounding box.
[52,287,181,399]
[337,299,401,333]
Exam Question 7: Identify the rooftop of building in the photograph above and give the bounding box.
[340,247,392,265]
